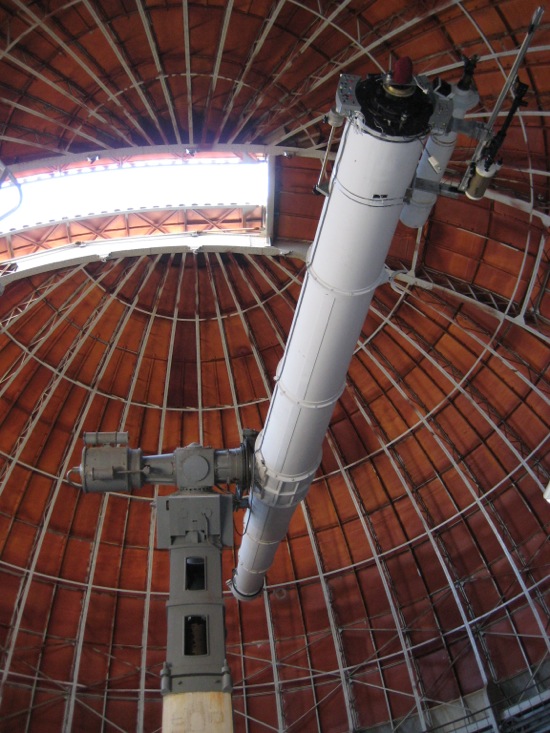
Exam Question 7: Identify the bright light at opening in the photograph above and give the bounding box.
[0,159,268,234]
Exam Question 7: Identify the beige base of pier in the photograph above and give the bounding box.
[162,691,233,733]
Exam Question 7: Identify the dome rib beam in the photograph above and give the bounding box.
[300,501,359,731]
[262,588,286,731]
[135,0,181,145]
[62,257,170,730]
[80,0,169,146]
[325,432,432,729]
[357,326,550,652]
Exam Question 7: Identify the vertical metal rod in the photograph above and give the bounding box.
[263,589,286,731]
[62,258,165,730]
[182,0,194,144]
[300,502,358,731]
[216,254,272,397]
[519,231,548,321]
[206,255,243,437]
[134,0,181,143]
[62,496,109,730]
[326,433,430,729]
[138,253,187,730]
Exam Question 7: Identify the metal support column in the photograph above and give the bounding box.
[157,492,234,732]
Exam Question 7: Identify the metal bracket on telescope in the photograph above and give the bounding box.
[66,429,258,500]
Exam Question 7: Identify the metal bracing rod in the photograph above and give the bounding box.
[205,256,243,437]
[300,503,358,731]
[265,255,306,290]
[232,577,550,694]
[519,231,548,321]
[268,564,322,730]
[137,253,185,730]
[62,495,110,731]
[499,215,539,325]
[0,97,109,150]
[229,629,338,685]
[182,0,194,145]
[80,0,167,146]
[368,299,546,486]
[0,258,145,498]
[101,500,131,733]
[416,44,550,83]
[390,278,550,415]
[263,113,326,147]
[227,0,356,145]
[394,271,550,348]
[243,255,304,342]
[1,680,130,733]
[398,278,550,428]
[193,259,205,445]
[353,362,508,688]
[9,0,157,149]
[120,261,173,431]
[1,44,134,148]
[0,257,160,709]
[202,0,234,145]
[314,473,394,723]
[236,509,323,726]
[291,436,547,585]
[231,665,347,733]
[358,337,550,654]
[22,563,81,731]
[354,343,545,643]
[246,251,305,296]
[0,266,88,352]
[0,262,119,399]
[325,433,430,729]
[214,0,287,144]
[372,298,547,467]
[262,589,286,731]
[237,256,289,351]
[215,253,273,398]
[346,402,502,730]
[134,0,181,144]
[0,398,112,706]
[0,264,87,333]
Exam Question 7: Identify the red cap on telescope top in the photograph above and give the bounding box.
[393,56,413,85]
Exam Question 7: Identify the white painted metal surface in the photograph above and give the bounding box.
[0,233,309,289]
[231,110,426,600]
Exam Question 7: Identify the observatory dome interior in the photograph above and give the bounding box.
[0,1,549,732]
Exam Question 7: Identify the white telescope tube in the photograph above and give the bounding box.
[230,71,434,600]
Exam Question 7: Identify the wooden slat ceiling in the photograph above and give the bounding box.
[0,2,549,732]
